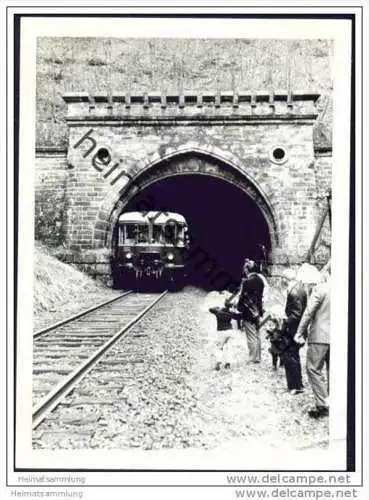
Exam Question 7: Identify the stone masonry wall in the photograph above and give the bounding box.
[314,152,332,197]
[66,120,318,264]
[311,151,332,265]
[34,151,68,246]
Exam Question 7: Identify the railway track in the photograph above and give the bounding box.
[32,291,168,429]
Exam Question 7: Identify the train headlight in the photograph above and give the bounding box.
[166,252,174,261]
[125,252,132,260]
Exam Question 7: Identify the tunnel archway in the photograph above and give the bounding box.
[121,175,271,288]
[104,151,278,289]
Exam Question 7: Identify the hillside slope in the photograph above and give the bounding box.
[33,243,119,328]
[36,38,333,148]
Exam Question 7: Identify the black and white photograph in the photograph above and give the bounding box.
[31,35,335,454]
[2,4,365,493]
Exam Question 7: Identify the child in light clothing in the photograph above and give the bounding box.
[209,302,242,370]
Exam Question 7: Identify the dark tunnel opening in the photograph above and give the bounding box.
[116,174,271,290]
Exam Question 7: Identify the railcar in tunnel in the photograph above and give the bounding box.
[112,211,190,290]
[111,172,273,291]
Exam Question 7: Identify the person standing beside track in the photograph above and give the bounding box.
[294,265,331,418]
[280,264,322,395]
[236,258,265,364]
[279,268,307,395]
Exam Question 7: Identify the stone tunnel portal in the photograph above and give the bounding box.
[60,91,324,281]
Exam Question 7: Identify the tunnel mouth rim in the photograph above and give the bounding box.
[95,149,279,258]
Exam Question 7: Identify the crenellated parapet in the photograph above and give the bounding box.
[63,90,320,125]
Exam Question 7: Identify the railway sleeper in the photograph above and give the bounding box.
[33,367,77,375]
[45,332,113,337]
[95,360,145,368]
[33,363,85,372]
[32,374,61,383]
[77,384,126,391]
[32,392,48,401]
[48,416,100,425]
[33,359,82,367]
[34,341,109,348]
[36,429,95,437]
[34,341,104,347]
[33,354,91,361]
[32,385,57,392]
[35,338,107,343]
[61,399,120,406]
[89,308,142,312]
[33,348,101,354]
[68,319,128,324]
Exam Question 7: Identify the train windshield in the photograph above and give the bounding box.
[123,224,150,244]
[151,224,175,245]
[119,220,186,246]
[152,223,185,246]
[163,223,176,245]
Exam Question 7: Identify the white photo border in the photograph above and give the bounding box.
[2,2,364,492]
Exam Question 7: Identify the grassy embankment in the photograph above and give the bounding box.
[33,242,119,329]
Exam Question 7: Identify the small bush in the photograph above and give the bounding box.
[54,71,63,82]
[313,47,328,58]
[87,57,107,67]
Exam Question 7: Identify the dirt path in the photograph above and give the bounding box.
[190,289,329,452]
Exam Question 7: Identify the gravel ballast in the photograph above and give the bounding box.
[33,287,329,453]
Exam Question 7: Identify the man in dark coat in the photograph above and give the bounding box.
[280,268,307,394]
[237,259,265,363]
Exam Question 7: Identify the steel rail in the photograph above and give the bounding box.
[32,291,168,429]
[33,291,132,339]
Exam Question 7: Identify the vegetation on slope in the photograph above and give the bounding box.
[36,38,333,148]
[33,242,117,319]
